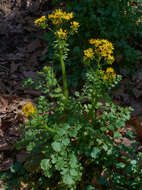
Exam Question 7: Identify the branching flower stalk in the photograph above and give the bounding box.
[35,10,79,103]
[84,39,116,123]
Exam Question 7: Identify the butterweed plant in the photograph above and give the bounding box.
[2,9,142,190]
[35,9,79,102]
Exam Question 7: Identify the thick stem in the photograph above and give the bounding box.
[59,49,69,102]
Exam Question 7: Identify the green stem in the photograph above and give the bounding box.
[87,61,101,123]
[91,96,96,123]
[97,56,101,70]
[59,49,69,102]
[45,125,55,133]
[87,94,97,124]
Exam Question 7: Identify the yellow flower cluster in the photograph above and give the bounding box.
[48,9,73,24]
[106,67,116,79]
[70,21,80,31]
[89,39,115,64]
[22,103,36,117]
[83,48,94,61]
[57,28,67,39]
[99,67,116,81]
[106,67,114,73]
[34,16,47,25]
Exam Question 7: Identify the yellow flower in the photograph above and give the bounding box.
[106,55,115,63]
[111,72,116,79]
[103,74,109,80]
[48,9,62,19]
[88,39,114,64]
[40,16,46,22]
[63,12,73,20]
[48,9,63,24]
[106,67,114,73]
[89,39,102,46]
[71,21,79,28]
[98,69,104,75]
[57,28,67,39]
[89,39,95,44]
[22,103,36,117]
[84,48,94,59]
[34,16,47,25]
[105,67,116,80]
[99,67,116,81]
[48,9,73,25]
[70,21,80,32]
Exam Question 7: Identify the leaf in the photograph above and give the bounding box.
[102,144,108,151]
[27,142,35,151]
[114,131,122,138]
[54,88,62,93]
[55,157,66,170]
[10,162,22,173]
[69,154,78,168]
[40,159,52,178]
[100,127,107,132]
[74,91,80,97]
[57,127,66,136]
[62,137,70,146]
[63,174,74,185]
[52,142,62,152]
[91,147,100,158]
[70,168,78,177]
[116,162,126,168]
[131,160,137,165]
[86,185,95,190]
[40,159,51,171]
